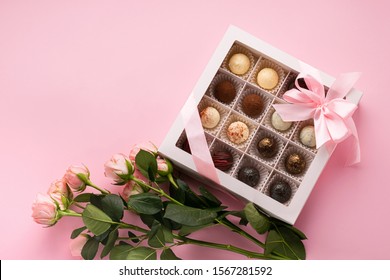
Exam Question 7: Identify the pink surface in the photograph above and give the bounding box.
[1,0,389,260]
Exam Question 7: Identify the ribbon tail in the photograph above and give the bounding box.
[344,118,361,166]
[181,95,220,184]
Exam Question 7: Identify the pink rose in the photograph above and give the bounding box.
[121,181,144,201]
[157,158,169,175]
[64,165,89,192]
[157,157,172,176]
[48,179,71,210]
[31,193,58,226]
[129,142,157,162]
[104,153,133,184]
[69,234,89,258]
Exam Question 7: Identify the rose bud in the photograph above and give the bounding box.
[157,158,173,176]
[31,193,59,226]
[64,165,90,192]
[104,153,134,185]
[47,179,71,210]
[129,142,158,162]
[121,181,144,201]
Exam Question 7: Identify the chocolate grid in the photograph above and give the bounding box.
[175,41,319,206]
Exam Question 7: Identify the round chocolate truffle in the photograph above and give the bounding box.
[269,181,292,203]
[228,53,250,75]
[257,68,279,90]
[200,107,220,129]
[271,111,292,131]
[257,136,278,158]
[214,80,236,104]
[227,121,249,144]
[238,166,260,187]
[242,94,264,118]
[212,150,233,171]
[299,125,316,148]
[285,153,306,175]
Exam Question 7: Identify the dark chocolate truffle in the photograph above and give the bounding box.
[242,94,263,118]
[284,153,306,175]
[257,136,278,158]
[212,150,233,171]
[269,181,292,203]
[214,80,236,104]
[237,166,260,187]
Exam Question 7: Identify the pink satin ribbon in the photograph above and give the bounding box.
[273,72,361,165]
[181,95,220,184]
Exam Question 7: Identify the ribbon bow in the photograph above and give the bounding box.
[273,72,361,165]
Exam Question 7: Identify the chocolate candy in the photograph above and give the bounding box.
[299,125,316,148]
[285,153,306,175]
[237,166,260,187]
[228,53,250,75]
[257,67,279,90]
[212,150,233,171]
[200,107,220,129]
[257,136,278,158]
[242,94,263,118]
[269,180,292,203]
[227,121,249,144]
[214,80,236,104]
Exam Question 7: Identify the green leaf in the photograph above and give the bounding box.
[70,226,87,239]
[100,229,119,258]
[164,204,217,227]
[176,179,204,208]
[169,183,186,204]
[244,203,270,234]
[147,221,165,248]
[140,214,156,228]
[82,204,113,236]
[127,247,157,260]
[90,194,104,209]
[81,237,99,260]
[135,150,158,181]
[101,194,124,221]
[179,224,214,236]
[271,219,307,240]
[265,227,306,260]
[73,193,91,203]
[110,245,156,260]
[128,193,162,215]
[110,244,133,260]
[160,248,181,260]
[199,186,221,206]
[147,166,156,182]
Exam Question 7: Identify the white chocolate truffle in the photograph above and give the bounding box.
[257,68,279,90]
[228,53,250,75]
[227,121,249,144]
[271,111,292,131]
[300,125,316,148]
[200,107,220,129]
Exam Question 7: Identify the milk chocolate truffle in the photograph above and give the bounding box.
[271,111,292,131]
[242,94,263,118]
[257,136,278,158]
[269,181,292,203]
[238,166,260,187]
[214,80,236,104]
[212,150,233,171]
[285,153,306,175]
[257,68,279,90]
[228,53,251,75]
[200,107,220,129]
[227,121,249,144]
[299,125,316,148]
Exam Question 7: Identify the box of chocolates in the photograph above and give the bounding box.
[159,25,363,224]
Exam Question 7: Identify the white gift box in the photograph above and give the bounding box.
[159,25,363,224]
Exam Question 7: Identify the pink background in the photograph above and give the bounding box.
[1,0,389,260]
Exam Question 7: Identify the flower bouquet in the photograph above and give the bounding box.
[32,143,307,260]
